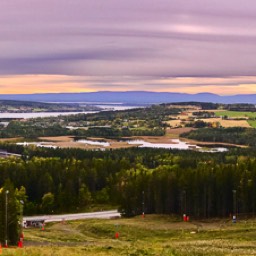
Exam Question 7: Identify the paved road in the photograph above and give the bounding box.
[24,210,121,223]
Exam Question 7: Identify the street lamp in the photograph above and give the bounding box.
[232,189,237,223]
[19,200,24,247]
[5,190,9,247]
[20,200,24,234]
[183,190,187,215]
[142,191,145,218]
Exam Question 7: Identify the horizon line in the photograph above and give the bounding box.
[0,91,255,97]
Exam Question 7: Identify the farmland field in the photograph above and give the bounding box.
[214,110,256,119]
[5,215,256,256]
[201,118,251,128]
[247,120,256,128]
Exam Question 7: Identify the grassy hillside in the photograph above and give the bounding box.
[4,215,256,255]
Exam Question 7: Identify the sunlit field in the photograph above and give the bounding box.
[214,111,256,119]
[4,215,256,256]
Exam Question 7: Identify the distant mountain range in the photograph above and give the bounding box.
[0,91,255,104]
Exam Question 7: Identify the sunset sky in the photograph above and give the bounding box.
[1,0,256,95]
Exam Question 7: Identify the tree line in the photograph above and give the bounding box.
[181,127,256,146]
[0,146,255,218]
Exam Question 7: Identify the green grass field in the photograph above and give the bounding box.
[3,215,256,255]
[214,110,256,119]
[247,120,256,128]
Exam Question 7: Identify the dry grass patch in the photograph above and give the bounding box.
[0,137,22,142]
[39,136,73,142]
[167,119,182,127]
[166,127,195,137]
[202,118,251,128]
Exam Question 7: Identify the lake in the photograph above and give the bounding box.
[0,105,143,119]
[127,139,201,150]
[16,142,57,149]
[127,139,228,152]
[77,139,110,147]
[0,111,97,119]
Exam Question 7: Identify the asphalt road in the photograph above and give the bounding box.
[24,210,121,223]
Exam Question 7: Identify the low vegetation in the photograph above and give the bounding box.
[4,215,256,255]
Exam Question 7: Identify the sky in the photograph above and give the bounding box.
[1,0,256,95]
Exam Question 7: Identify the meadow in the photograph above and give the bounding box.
[3,215,256,256]
[247,120,256,128]
[214,110,256,119]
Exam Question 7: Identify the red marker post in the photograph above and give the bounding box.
[18,240,23,248]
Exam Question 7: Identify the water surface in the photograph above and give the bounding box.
[77,139,110,147]
[0,111,96,119]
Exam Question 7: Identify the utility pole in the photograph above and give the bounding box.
[5,190,9,247]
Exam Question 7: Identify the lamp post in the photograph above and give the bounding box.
[20,200,24,235]
[5,190,9,247]
[183,190,187,215]
[232,189,237,223]
[18,200,24,247]
[142,191,145,218]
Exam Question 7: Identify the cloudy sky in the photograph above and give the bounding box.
[1,0,256,95]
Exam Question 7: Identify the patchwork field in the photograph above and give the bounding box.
[4,215,256,255]
[168,110,256,128]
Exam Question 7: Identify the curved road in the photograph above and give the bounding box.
[24,210,121,223]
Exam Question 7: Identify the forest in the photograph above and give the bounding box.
[181,127,256,146]
[0,145,256,220]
